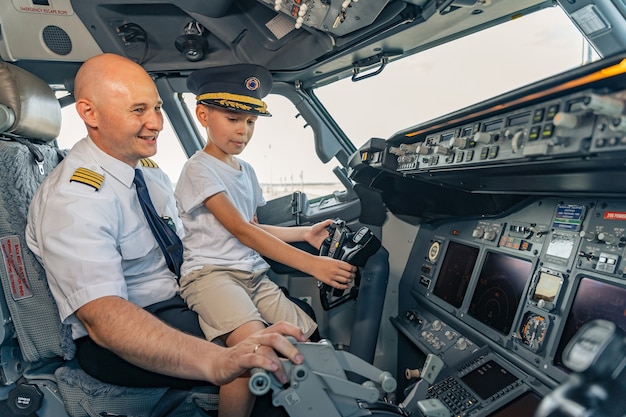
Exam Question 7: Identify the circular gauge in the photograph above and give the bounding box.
[520,313,549,351]
[428,241,441,262]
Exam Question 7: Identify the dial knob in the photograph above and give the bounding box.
[455,338,468,350]
[483,230,497,241]
[511,131,525,153]
[433,145,450,156]
[583,93,625,118]
[553,112,583,129]
[399,143,419,153]
[472,228,484,238]
[431,320,442,331]
[473,132,493,144]
[580,230,597,241]
[450,137,468,149]
[598,232,616,244]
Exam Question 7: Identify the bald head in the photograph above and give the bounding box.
[75,53,154,105]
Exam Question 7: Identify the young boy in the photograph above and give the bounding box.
[174,64,357,417]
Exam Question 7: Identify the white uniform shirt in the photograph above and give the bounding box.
[175,150,267,276]
[26,137,181,339]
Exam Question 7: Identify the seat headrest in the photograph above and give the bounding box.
[0,62,61,143]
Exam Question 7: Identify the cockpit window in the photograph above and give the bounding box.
[182,93,344,200]
[314,7,599,150]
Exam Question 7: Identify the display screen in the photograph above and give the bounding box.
[484,119,503,132]
[507,112,531,127]
[468,252,533,335]
[532,271,563,303]
[487,391,543,417]
[545,232,575,260]
[432,241,479,308]
[461,360,518,400]
[552,204,585,231]
[554,277,626,370]
[440,132,454,142]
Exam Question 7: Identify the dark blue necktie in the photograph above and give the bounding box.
[133,169,183,277]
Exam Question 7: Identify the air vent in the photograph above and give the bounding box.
[42,25,72,56]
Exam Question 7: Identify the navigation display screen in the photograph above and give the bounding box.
[487,391,542,417]
[461,360,518,400]
[433,241,479,308]
[554,277,626,370]
[468,252,533,335]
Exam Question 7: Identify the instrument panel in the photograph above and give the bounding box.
[350,54,626,198]
[347,54,626,417]
[393,197,626,417]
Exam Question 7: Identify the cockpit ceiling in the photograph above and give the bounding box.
[0,0,551,86]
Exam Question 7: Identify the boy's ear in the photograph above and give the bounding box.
[196,104,209,127]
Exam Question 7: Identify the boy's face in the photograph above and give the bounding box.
[197,104,258,158]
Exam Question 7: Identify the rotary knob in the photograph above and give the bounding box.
[553,112,584,129]
[400,143,419,153]
[455,337,468,350]
[483,230,497,241]
[431,320,442,331]
[583,93,625,118]
[598,232,616,244]
[511,130,525,153]
[579,230,597,241]
[389,147,405,156]
[473,132,494,144]
[450,137,468,149]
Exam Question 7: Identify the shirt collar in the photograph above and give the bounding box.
[84,136,137,188]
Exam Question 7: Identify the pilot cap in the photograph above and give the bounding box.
[187,63,272,116]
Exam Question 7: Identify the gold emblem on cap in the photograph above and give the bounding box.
[245,76,260,91]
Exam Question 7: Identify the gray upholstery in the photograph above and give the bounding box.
[0,140,71,363]
[0,61,218,416]
[0,62,61,141]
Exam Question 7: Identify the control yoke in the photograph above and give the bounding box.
[318,219,382,310]
[536,319,626,417]
[248,338,399,417]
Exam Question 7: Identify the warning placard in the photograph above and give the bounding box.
[1,235,33,300]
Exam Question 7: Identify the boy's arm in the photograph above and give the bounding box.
[205,192,356,289]
[256,219,334,249]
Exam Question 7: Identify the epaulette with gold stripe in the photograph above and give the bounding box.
[140,158,159,168]
[70,167,104,191]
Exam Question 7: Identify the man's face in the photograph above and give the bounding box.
[92,77,164,167]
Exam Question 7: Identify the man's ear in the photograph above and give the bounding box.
[76,99,98,128]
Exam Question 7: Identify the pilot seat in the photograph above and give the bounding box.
[0,61,218,417]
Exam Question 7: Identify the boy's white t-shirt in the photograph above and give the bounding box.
[174,150,268,276]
